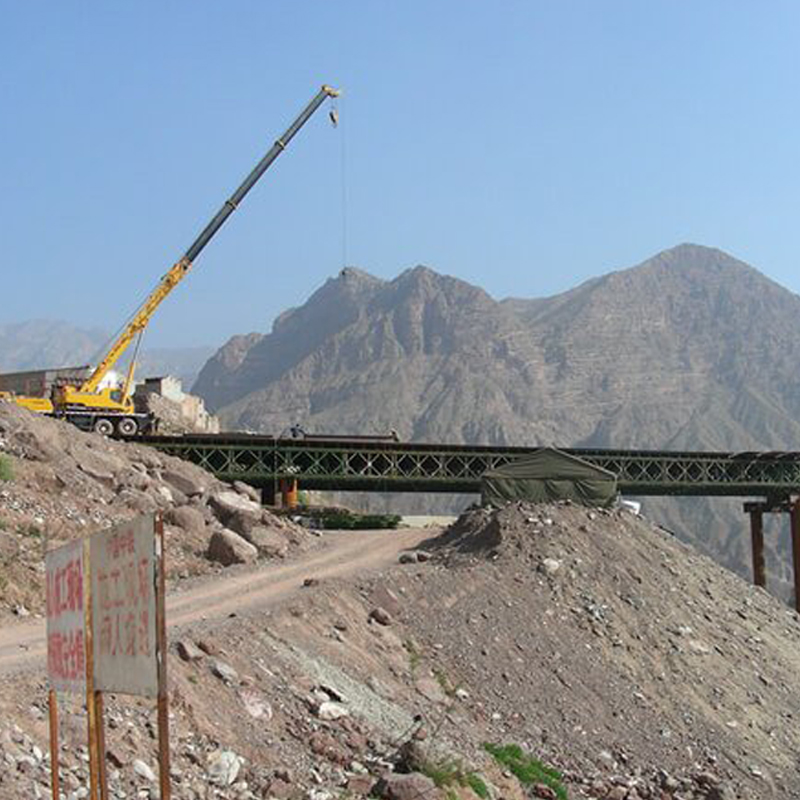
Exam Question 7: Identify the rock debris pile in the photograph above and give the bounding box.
[0,402,306,616]
[383,501,800,798]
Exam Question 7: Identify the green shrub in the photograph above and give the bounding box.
[0,454,13,482]
[311,509,401,530]
[484,743,567,800]
[421,760,463,788]
[417,758,490,800]
[465,773,490,799]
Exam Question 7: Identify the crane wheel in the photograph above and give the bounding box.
[93,418,114,436]
[117,418,138,437]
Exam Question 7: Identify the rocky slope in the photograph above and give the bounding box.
[0,402,307,617]
[2,495,799,799]
[191,244,800,601]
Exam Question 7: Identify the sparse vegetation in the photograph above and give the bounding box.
[465,773,490,799]
[484,743,567,800]
[0,454,13,482]
[418,757,489,799]
[16,523,42,539]
[404,638,422,672]
[302,507,402,530]
[433,666,457,698]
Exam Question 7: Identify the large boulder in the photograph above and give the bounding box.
[375,773,440,800]
[209,491,263,536]
[233,480,261,503]
[116,488,159,515]
[207,528,258,566]
[72,444,125,486]
[162,469,205,498]
[242,526,289,558]
[165,505,207,536]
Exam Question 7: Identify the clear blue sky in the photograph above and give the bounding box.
[2,1,799,348]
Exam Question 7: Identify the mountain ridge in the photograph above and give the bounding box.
[191,243,800,599]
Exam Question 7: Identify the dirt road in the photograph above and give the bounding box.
[0,528,432,676]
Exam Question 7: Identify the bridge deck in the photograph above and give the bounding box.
[139,434,800,498]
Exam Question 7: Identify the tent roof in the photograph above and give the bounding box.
[482,447,617,481]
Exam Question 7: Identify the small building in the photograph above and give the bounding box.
[134,376,219,433]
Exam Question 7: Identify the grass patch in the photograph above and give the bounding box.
[465,773,490,799]
[16,523,43,539]
[433,667,459,698]
[484,743,567,800]
[404,639,422,672]
[0,455,13,482]
[418,758,489,800]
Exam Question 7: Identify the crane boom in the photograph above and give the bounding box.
[79,84,340,395]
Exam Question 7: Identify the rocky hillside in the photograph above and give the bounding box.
[2,497,799,799]
[0,402,307,617]
[195,245,800,449]
[191,244,800,601]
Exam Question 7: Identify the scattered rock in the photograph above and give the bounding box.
[375,772,440,800]
[133,759,156,783]
[176,639,204,662]
[210,659,239,684]
[369,607,393,626]
[317,701,349,720]
[207,749,243,786]
[207,528,258,566]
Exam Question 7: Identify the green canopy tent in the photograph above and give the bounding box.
[481,447,618,508]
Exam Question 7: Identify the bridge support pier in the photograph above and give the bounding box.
[745,497,800,612]
[792,500,800,615]
[261,484,277,506]
[280,478,299,509]
[748,506,766,589]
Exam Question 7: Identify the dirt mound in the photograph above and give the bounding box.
[386,501,800,797]
[0,402,308,616]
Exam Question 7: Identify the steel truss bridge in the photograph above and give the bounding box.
[139,434,800,499]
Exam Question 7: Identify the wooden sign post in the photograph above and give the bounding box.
[46,513,170,800]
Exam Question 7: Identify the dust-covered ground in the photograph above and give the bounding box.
[1,404,799,800]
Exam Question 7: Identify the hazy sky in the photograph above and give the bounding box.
[2,1,799,348]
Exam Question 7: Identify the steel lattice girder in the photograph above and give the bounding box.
[139,435,800,498]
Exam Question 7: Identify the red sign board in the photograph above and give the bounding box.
[90,514,158,697]
[45,539,86,694]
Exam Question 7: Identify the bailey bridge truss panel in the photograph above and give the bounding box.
[139,435,800,498]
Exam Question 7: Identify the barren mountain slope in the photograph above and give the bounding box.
[192,244,800,601]
[197,245,800,450]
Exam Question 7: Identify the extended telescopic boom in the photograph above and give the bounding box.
[80,85,340,395]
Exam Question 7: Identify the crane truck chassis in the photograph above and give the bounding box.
[0,85,340,437]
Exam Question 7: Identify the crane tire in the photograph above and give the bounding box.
[116,418,138,437]
[93,418,114,436]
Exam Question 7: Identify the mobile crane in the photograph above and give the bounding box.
[0,85,340,436]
